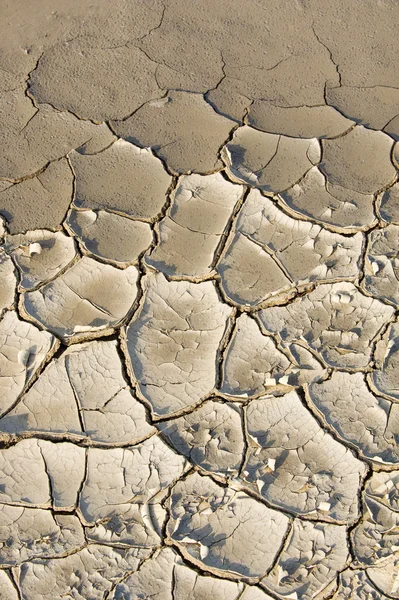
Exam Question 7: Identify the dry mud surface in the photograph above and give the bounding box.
[1,1,399,598]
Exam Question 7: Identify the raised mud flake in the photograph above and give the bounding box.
[0,310,56,417]
[16,544,151,600]
[110,547,244,600]
[111,91,236,175]
[261,520,349,600]
[70,139,172,220]
[352,471,399,568]
[247,101,354,139]
[220,314,326,398]
[29,39,161,122]
[308,371,399,465]
[217,190,363,307]
[242,391,366,523]
[332,569,391,600]
[0,249,17,315]
[362,224,399,305]
[320,125,396,195]
[0,339,154,445]
[166,471,290,580]
[65,208,153,267]
[371,321,399,402]
[258,282,394,370]
[0,505,85,567]
[0,158,74,235]
[379,182,399,224]
[4,229,76,290]
[221,125,321,193]
[158,399,245,476]
[0,90,113,181]
[21,256,139,341]
[145,172,243,278]
[125,272,232,418]
[79,436,187,546]
[279,166,376,231]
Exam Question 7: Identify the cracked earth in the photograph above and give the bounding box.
[1,1,399,598]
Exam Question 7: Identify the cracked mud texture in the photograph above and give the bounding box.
[1,0,399,598]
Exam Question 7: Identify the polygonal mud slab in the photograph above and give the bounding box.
[70,139,172,220]
[217,190,363,307]
[0,339,154,445]
[0,310,57,416]
[65,208,153,267]
[278,166,377,232]
[112,91,236,175]
[351,470,399,571]
[0,90,111,180]
[0,505,85,567]
[0,249,17,314]
[0,159,74,234]
[166,471,290,580]
[109,547,246,600]
[20,256,139,341]
[241,391,366,524]
[332,569,392,600]
[371,321,399,401]
[222,126,321,193]
[247,102,353,139]
[124,272,232,418]
[258,282,394,370]
[79,435,187,546]
[28,38,161,122]
[157,399,245,475]
[307,371,399,465]
[4,229,77,290]
[261,520,349,600]
[379,183,399,224]
[145,172,243,278]
[320,126,396,195]
[220,313,326,398]
[16,545,151,600]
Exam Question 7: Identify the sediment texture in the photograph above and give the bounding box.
[1,1,399,597]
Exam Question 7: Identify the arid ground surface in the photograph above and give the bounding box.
[1,1,399,598]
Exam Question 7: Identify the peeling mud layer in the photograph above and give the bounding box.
[1,1,399,598]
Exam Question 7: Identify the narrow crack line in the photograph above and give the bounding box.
[38,444,54,507]
[212,184,250,268]
[298,385,373,470]
[103,547,160,600]
[138,2,166,42]
[7,569,22,600]
[239,230,294,283]
[215,308,238,391]
[262,518,293,579]
[238,404,250,479]
[64,356,86,434]
[311,23,342,87]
